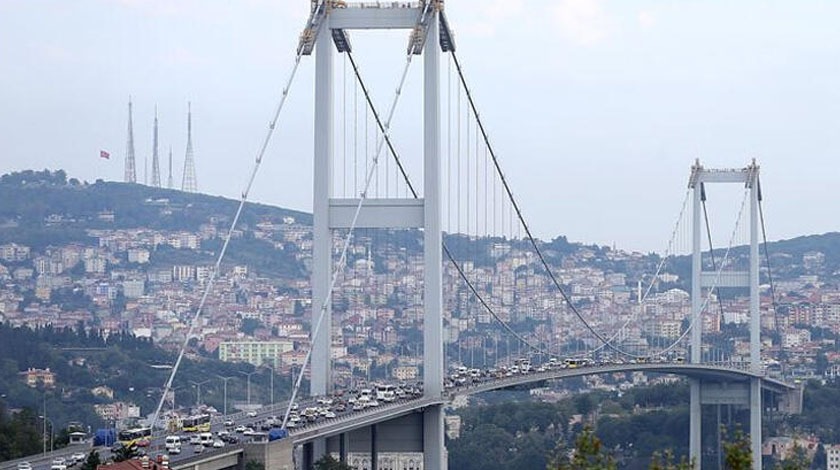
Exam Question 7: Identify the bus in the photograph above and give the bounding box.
[564,358,587,369]
[118,427,151,448]
[181,414,211,433]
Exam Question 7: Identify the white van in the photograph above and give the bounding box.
[165,435,181,454]
[199,432,214,447]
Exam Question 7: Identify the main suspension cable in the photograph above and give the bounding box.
[587,189,691,356]
[280,44,420,431]
[448,48,631,356]
[654,189,749,358]
[150,52,304,432]
[701,183,726,318]
[757,177,780,336]
[350,52,555,357]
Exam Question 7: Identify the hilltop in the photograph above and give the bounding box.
[1,169,839,283]
[0,169,311,249]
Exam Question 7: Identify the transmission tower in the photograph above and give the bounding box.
[124,98,137,183]
[167,146,173,189]
[151,106,161,187]
[181,102,197,193]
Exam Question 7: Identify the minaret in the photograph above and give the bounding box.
[151,106,161,188]
[181,102,198,193]
[167,146,173,189]
[124,98,137,183]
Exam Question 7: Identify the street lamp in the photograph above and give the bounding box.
[168,385,184,411]
[215,375,235,417]
[189,380,211,407]
[260,363,276,405]
[238,370,259,406]
[39,415,54,454]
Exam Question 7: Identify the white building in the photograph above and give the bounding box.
[828,444,840,470]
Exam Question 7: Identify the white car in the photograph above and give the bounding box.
[16,462,32,470]
[212,440,224,448]
[223,420,235,427]
[71,453,86,463]
[246,411,257,417]
[234,425,247,433]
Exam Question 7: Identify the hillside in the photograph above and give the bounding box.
[0,323,289,431]
[0,169,311,249]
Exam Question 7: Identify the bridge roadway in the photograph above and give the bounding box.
[1,362,793,470]
[169,362,794,469]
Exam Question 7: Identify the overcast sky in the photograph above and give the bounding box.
[1,1,838,253]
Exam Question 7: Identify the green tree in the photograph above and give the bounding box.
[81,450,101,470]
[549,427,616,470]
[775,441,810,470]
[313,455,355,470]
[245,460,266,470]
[649,449,692,470]
[112,444,138,462]
[722,428,752,470]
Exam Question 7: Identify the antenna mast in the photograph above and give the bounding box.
[168,146,173,189]
[151,106,161,187]
[124,98,137,183]
[181,102,198,193]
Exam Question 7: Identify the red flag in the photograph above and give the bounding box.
[100,150,110,159]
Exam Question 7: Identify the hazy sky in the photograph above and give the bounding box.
[1,1,838,253]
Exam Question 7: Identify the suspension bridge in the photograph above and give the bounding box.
[14,2,797,470]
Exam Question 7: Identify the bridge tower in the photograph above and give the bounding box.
[688,160,761,470]
[307,2,450,469]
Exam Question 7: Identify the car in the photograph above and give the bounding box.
[234,425,247,433]
[212,440,224,448]
[246,411,257,417]
[52,458,67,467]
[224,419,235,427]
[50,465,67,470]
[71,453,86,464]
[324,411,336,419]
[192,444,203,454]
[167,446,181,455]
[16,462,32,470]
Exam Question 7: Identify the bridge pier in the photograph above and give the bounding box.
[690,379,762,470]
[750,378,762,470]
[690,380,701,467]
